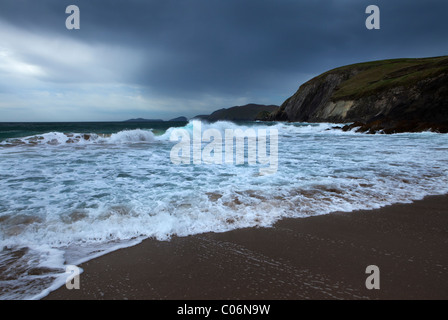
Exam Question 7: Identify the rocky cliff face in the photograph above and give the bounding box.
[270,56,448,133]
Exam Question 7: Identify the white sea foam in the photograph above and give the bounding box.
[0,129,157,146]
[0,121,447,299]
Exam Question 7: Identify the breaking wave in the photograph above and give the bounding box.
[0,120,447,299]
[0,129,157,147]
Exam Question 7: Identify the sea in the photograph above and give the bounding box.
[0,120,447,299]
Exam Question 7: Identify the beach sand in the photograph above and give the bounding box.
[45,195,448,300]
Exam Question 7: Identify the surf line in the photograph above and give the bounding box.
[169,120,278,175]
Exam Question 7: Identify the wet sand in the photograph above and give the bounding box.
[45,195,448,300]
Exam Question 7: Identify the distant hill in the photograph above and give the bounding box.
[194,104,279,122]
[168,116,188,122]
[124,118,164,123]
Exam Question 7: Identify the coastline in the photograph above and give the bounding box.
[45,194,448,300]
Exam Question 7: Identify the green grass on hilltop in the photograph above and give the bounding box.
[323,56,448,101]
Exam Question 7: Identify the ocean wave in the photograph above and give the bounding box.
[1,120,447,299]
[0,121,367,148]
[0,129,157,147]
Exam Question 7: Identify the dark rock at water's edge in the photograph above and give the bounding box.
[339,119,448,134]
[124,118,164,122]
[268,56,448,133]
[168,116,188,122]
[194,104,279,122]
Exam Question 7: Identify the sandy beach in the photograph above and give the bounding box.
[45,195,448,300]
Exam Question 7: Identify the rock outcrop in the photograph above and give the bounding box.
[269,56,448,133]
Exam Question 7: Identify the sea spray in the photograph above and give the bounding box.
[0,121,447,299]
[169,120,279,175]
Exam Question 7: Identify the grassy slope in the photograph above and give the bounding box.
[315,56,448,101]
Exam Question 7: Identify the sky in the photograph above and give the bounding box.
[0,0,447,121]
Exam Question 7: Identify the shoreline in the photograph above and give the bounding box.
[45,195,448,300]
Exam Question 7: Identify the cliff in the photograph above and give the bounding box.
[269,56,448,133]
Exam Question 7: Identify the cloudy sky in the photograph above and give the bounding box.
[0,0,447,121]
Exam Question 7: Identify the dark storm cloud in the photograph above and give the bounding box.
[0,0,447,120]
